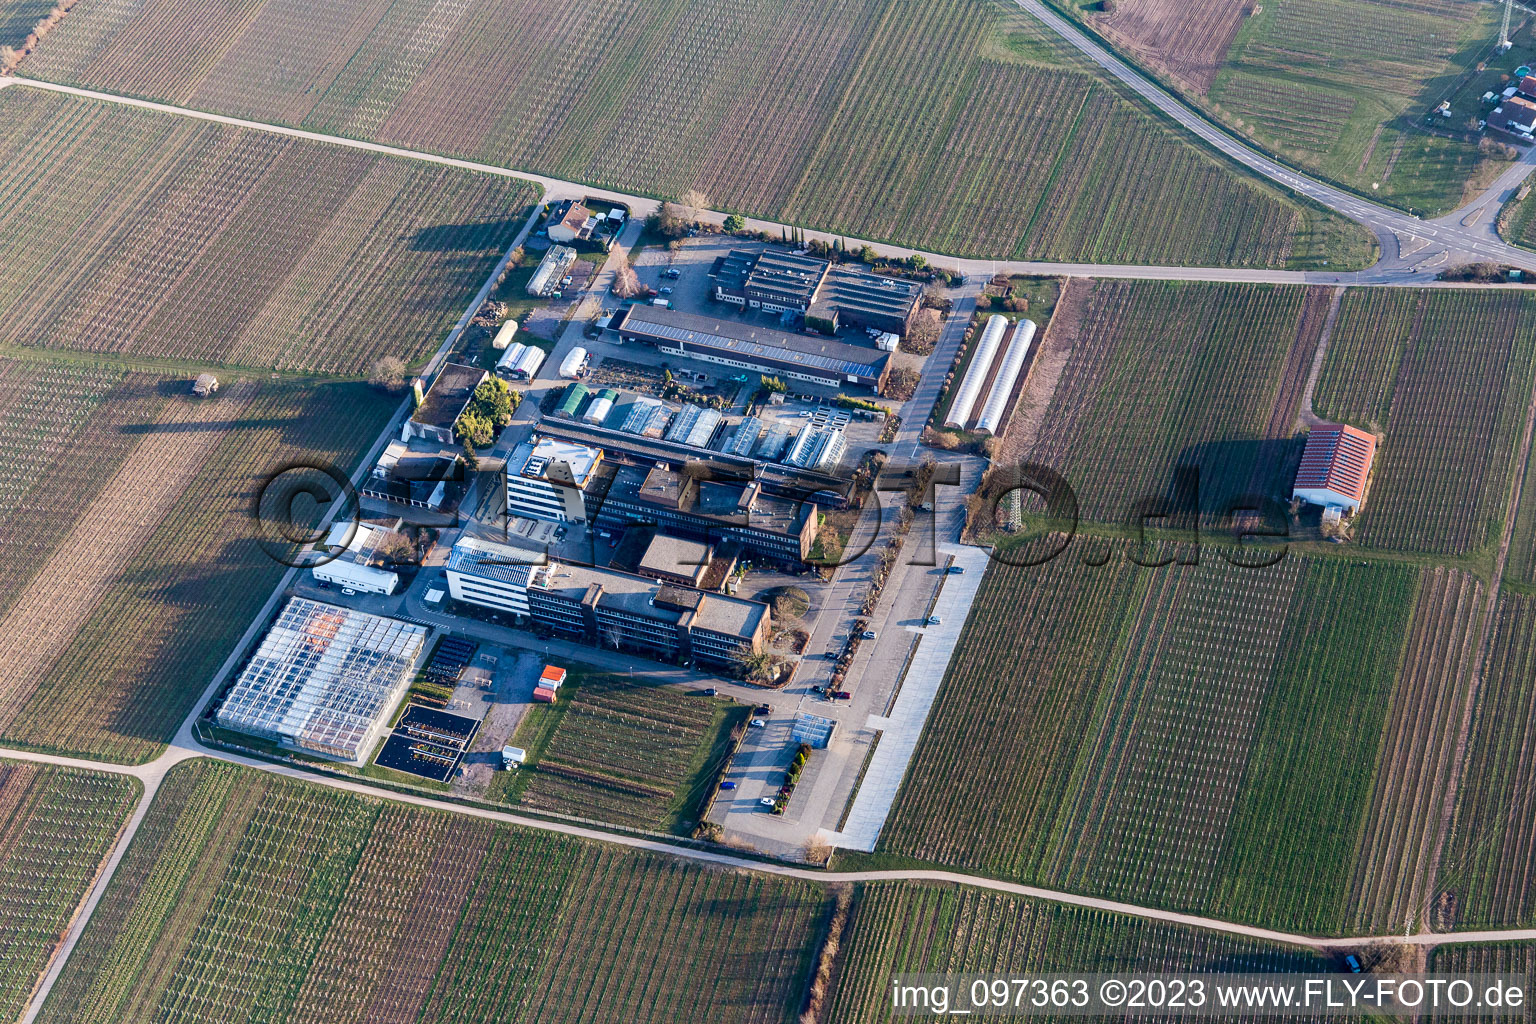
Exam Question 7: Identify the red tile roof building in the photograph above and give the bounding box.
[1292,423,1376,513]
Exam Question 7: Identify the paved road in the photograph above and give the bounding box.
[16,75,1536,289]
[9,738,1536,970]
[1014,0,1536,278]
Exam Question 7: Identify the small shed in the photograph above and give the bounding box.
[191,373,219,397]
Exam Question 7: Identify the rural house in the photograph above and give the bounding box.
[1292,422,1376,514]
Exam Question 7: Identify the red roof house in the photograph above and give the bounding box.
[1292,423,1376,513]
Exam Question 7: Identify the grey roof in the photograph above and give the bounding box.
[530,561,765,640]
[412,363,485,430]
[639,534,713,576]
[618,306,888,379]
[809,264,922,322]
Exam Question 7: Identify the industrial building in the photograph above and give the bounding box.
[524,562,770,669]
[506,435,604,522]
[363,441,460,511]
[806,264,923,336]
[312,522,400,595]
[613,305,890,391]
[402,363,486,446]
[635,534,725,589]
[445,535,544,615]
[528,245,578,297]
[1292,423,1377,514]
[590,461,818,563]
[216,598,427,762]
[708,248,922,335]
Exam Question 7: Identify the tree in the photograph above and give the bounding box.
[460,441,480,471]
[723,213,746,232]
[368,356,409,393]
[610,245,643,298]
[678,188,709,222]
[858,244,878,265]
[907,253,927,271]
[759,374,788,394]
[472,376,515,428]
[456,409,493,448]
[377,531,417,565]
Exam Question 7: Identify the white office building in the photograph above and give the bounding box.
[445,536,544,615]
[505,435,603,523]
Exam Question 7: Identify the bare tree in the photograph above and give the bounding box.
[677,188,710,223]
[610,245,643,298]
[368,356,409,393]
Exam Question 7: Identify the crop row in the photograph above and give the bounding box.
[1314,289,1536,555]
[0,88,534,373]
[0,377,397,763]
[0,759,138,1022]
[824,882,1325,1023]
[40,760,829,1024]
[19,0,1371,266]
[1441,594,1536,929]
[882,552,1417,934]
[1018,279,1316,525]
[516,676,729,828]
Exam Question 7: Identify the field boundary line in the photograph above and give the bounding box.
[1419,312,1536,931]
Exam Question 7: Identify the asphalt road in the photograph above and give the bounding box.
[1013,0,1536,279]
[14,73,1536,288]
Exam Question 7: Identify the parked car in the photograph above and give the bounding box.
[701,687,718,697]
[927,615,942,625]
[316,580,331,589]
[719,780,737,791]
[749,718,767,729]
[947,565,966,574]
[825,651,838,660]
[759,796,777,808]
[1344,955,1362,974]
[830,690,852,701]
[754,703,772,715]
[658,286,673,296]
[341,587,357,596]
[861,630,877,640]
[663,267,681,279]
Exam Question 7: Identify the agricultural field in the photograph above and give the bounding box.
[39,759,830,1024]
[1312,289,1536,556]
[0,760,138,1021]
[0,87,534,373]
[824,883,1326,1023]
[878,553,1417,935]
[18,0,1375,267]
[0,0,50,49]
[1071,0,1502,213]
[500,674,746,832]
[1003,280,1329,526]
[1440,593,1536,929]
[0,359,397,763]
[1345,568,1484,936]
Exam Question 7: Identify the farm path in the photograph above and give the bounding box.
[14,77,1536,291]
[12,737,1536,979]
[1294,286,1347,430]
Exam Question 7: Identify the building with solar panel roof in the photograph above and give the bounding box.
[612,305,890,391]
